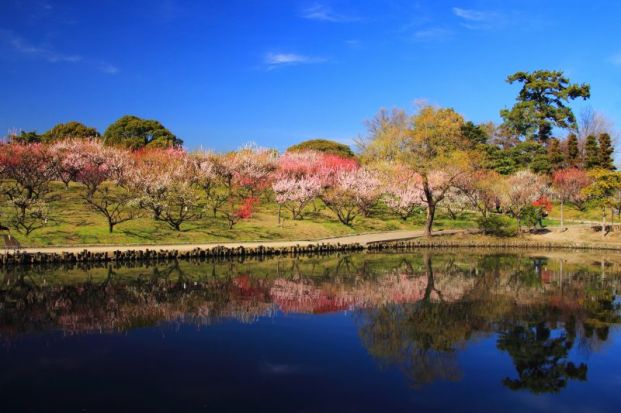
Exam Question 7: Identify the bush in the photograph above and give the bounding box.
[477,214,518,237]
[520,206,546,230]
[287,139,355,158]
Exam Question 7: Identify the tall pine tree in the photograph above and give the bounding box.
[566,133,579,167]
[598,133,615,170]
[585,135,600,169]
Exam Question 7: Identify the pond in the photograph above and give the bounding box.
[1,250,620,412]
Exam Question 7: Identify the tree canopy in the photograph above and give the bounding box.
[42,121,100,142]
[287,139,355,158]
[103,115,182,149]
[500,70,590,143]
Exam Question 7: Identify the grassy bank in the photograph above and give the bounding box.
[1,183,476,248]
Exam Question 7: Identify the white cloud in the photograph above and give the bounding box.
[412,28,452,42]
[452,7,503,30]
[264,52,326,68]
[2,30,82,63]
[300,3,358,23]
[610,53,621,67]
[0,29,118,74]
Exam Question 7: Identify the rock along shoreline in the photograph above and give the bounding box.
[3,235,621,267]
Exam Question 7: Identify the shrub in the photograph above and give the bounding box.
[477,214,518,237]
[287,139,355,158]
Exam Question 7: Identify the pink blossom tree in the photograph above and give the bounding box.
[382,164,424,221]
[499,170,549,230]
[69,141,137,233]
[552,168,591,230]
[454,170,502,217]
[130,148,202,231]
[321,167,376,226]
[0,143,55,235]
[272,174,322,220]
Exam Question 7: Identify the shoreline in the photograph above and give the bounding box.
[3,228,621,266]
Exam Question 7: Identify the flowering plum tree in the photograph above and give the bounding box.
[321,168,376,226]
[454,170,502,217]
[130,148,201,231]
[499,170,548,230]
[552,168,591,229]
[272,174,322,220]
[382,164,424,221]
[0,143,55,235]
[70,141,137,232]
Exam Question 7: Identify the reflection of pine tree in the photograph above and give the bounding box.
[497,323,587,393]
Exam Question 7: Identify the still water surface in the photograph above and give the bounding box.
[1,250,620,412]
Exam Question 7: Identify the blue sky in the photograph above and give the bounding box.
[1,0,620,152]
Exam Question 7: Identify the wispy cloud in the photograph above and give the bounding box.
[344,39,361,49]
[412,28,453,42]
[300,3,358,23]
[0,29,118,74]
[609,53,621,67]
[2,30,82,63]
[452,7,532,31]
[264,52,326,69]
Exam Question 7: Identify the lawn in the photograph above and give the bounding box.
[2,183,475,248]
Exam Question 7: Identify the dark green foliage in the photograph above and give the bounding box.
[103,115,182,149]
[497,323,587,394]
[485,141,551,175]
[9,130,41,144]
[477,214,518,237]
[585,135,600,169]
[566,133,579,166]
[598,133,615,170]
[500,70,590,143]
[520,206,546,230]
[460,121,488,147]
[42,121,100,142]
[287,139,355,158]
[547,138,564,170]
[530,154,552,174]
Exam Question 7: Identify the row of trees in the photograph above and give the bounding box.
[0,135,610,237]
[8,115,182,148]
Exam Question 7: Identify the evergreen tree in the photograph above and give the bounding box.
[598,133,615,170]
[566,133,579,166]
[460,121,488,147]
[500,70,590,143]
[585,135,600,169]
[547,138,564,170]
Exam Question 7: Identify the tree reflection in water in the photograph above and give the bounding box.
[1,250,620,395]
[355,253,621,392]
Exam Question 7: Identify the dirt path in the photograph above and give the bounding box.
[14,229,465,254]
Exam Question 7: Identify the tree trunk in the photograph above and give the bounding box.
[108,221,115,233]
[425,203,435,236]
[560,200,564,231]
[602,208,607,237]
